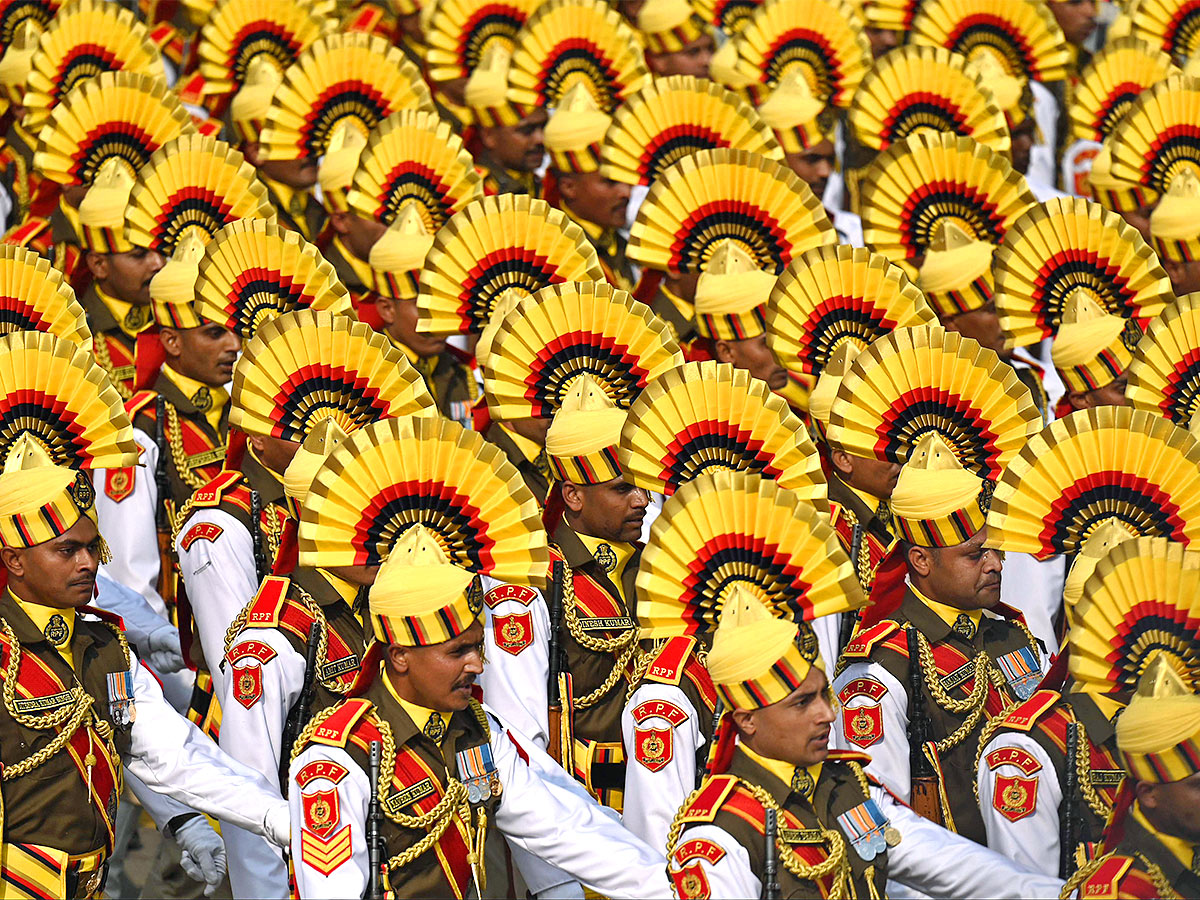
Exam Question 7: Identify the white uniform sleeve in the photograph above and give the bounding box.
[831,662,910,800]
[1000,552,1065,657]
[288,744,370,900]
[478,577,550,750]
[175,507,259,698]
[96,428,166,618]
[1029,81,1060,191]
[621,682,703,852]
[218,627,305,899]
[125,768,198,830]
[93,571,170,651]
[124,652,289,841]
[976,730,1062,876]
[666,824,760,899]
[490,714,672,900]
[878,783,1065,899]
[811,613,842,679]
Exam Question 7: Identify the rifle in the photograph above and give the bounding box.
[546,560,566,764]
[1060,722,1081,880]
[249,489,265,583]
[906,628,942,824]
[279,623,321,789]
[366,740,387,900]
[153,396,176,606]
[837,522,866,653]
[762,807,780,900]
[701,697,724,784]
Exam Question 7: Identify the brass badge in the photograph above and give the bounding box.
[70,471,95,511]
[44,614,69,647]
[593,541,617,573]
[790,767,815,800]
[123,305,150,331]
[191,386,213,412]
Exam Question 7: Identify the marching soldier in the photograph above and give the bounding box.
[665,573,1066,899]
[463,46,547,197]
[636,0,713,79]
[827,325,1047,844]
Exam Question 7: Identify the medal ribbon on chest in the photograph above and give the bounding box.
[836,798,898,862]
[996,645,1041,700]
[106,669,137,729]
[456,743,501,804]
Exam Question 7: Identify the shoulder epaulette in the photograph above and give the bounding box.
[644,636,697,686]
[2,217,51,248]
[677,775,738,824]
[125,390,158,420]
[188,470,247,508]
[244,576,293,629]
[80,605,126,631]
[827,749,873,765]
[309,699,375,748]
[1078,854,1136,900]
[1000,690,1061,732]
[842,621,901,659]
[177,73,208,107]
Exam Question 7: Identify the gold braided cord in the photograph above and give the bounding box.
[915,631,997,757]
[624,640,662,704]
[1059,851,1179,900]
[166,403,219,492]
[838,505,879,591]
[560,560,638,709]
[91,335,133,401]
[1073,720,1114,821]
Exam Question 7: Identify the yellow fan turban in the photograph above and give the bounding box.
[890,433,987,547]
[1116,655,1200,783]
[1051,292,1133,393]
[694,243,774,340]
[918,222,996,317]
[545,374,626,484]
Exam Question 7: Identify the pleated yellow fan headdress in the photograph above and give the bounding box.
[807,341,858,437]
[628,148,834,280]
[464,43,526,128]
[345,109,483,231]
[0,0,59,64]
[908,0,1071,86]
[1108,75,1200,206]
[723,0,870,108]
[635,0,709,55]
[297,415,549,585]
[0,436,104,551]
[1061,517,1136,625]
[860,0,918,32]
[483,280,684,423]
[636,470,862,647]
[766,244,937,386]
[508,0,649,120]
[282,417,346,510]
[754,73,834,155]
[1069,38,1179,144]
[423,0,541,85]
[229,309,436,441]
[888,432,992,547]
[847,45,1011,156]
[916,220,998,318]
[0,244,91,349]
[1051,292,1145,394]
[860,131,1037,276]
[124,134,276,264]
[993,197,1172,354]
[0,331,139,471]
[692,0,762,36]
[543,374,627,483]
[367,206,435,301]
[21,0,162,134]
[617,359,826,498]
[1117,653,1200,783]
[33,72,192,193]
[257,32,432,171]
[692,242,776,340]
[599,75,783,188]
[1129,293,1200,429]
[193,218,352,339]
[150,234,211,329]
[1131,0,1200,63]
[1151,168,1200,263]
[986,406,1200,559]
[77,157,135,253]
[543,83,612,174]
[416,194,605,337]
[1088,139,1159,215]
[0,19,42,105]
[826,324,1042,481]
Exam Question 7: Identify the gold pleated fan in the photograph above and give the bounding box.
[425,0,543,84]
[1069,37,1180,144]
[617,360,826,498]
[0,0,59,54]
[229,309,436,440]
[1128,293,1200,429]
[599,75,783,187]
[826,324,1042,479]
[848,45,1010,155]
[297,415,549,585]
[34,72,193,188]
[508,0,650,114]
[628,148,834,276]
[636,471,864,640]
[0,245,91,349]
[0,331,138,469]
[197,0,330,97]
[1070,537,1200,694]
[692,0,760,34]
[909,0,1070,84]
[346,109,483,229]
[987,406,1200,559]
[1108,74,1200,194]
[258,32,432,162]
[483,280,684,421]
[416,194,605,337]
[725,0,871,107]
[860,131,1037,268]
[22,0,162,134]
[1131,0,1200,62]
[125,134,275,256]
[993,197,1172,350]
[194,219,352,339]
[766,244,937,380]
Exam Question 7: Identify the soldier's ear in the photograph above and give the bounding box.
[906,543,933,578]
[712,340,736,365]
[387,643,410,675]
[829,448,852,477]
[374,295,396,327]
[84,251,109,281]
[561,481,585,514]
[0,546,24,577]
[731,707,756,737]
[1134,781,1158,811]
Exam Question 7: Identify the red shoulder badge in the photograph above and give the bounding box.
[985,746,1042,776]
[839,677,888,749]
[300,787,352,876]
[678,775,738,824]
[631,699,689,727]
[492,611,534,655]
[231,662,263,709]
[302,788,340,839]
[842,621,900,659]
[670,863,712,900]
[484,583,537,608]
[225,639,278,668]
[633,725,673,772]
[245,577,292,628]
[644,636,696,686]
[1000,690,1061,732]
[104,467,135,503]
[673,838,726,866]
[181,521,223,550]
[1079,856,1135,900]
[310,699,374,748]
[189,470,245,508]
[991,773,1038,822]
[295,760,350,789]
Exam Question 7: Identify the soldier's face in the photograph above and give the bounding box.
[1136,774,1200,844]
[1164,256,1200,296]
[865,27,899,59]
[830,450,901,500]
[562,477,649,544]
[479,110,548,173]
[87,247,165,307]
[713,335,789,391]
[1066,372,1128,412]
[0,514,101,609]
[375,295,446,359]
[734,667,836,768]
[646,34,715,79]
[247,433,302,476]
[784,139,835,201]
[909,527,1004,610]
[1009,119,1036,176]
[941,300,1008,359]
[161,323,243,387]
[1048,0,1097,47]
[387,619,485,712]
[557,172,631,231]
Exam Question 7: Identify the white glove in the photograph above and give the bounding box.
[175,815,227,896]
[264,802,291,848]
[146,624,186,673]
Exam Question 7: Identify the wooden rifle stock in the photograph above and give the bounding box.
[546,560,566,764]
[906,628,942,824]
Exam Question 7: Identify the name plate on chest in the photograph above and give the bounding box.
[939,661,975,693]
[384,778,436,814]
[12,690,74,714]
[187,447,226,469]
[318,654,360,680]
[779,827,826,845]
[1088,769,1124,786]
[580,616,635,632]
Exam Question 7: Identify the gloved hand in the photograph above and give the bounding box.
[146,623,186,674]
[175,815,227,896]
[264,802,291,848]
